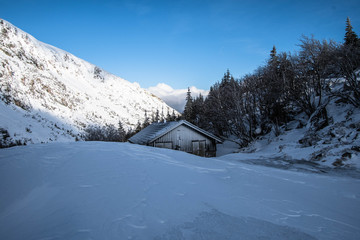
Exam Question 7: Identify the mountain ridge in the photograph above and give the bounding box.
[0,19,178,146]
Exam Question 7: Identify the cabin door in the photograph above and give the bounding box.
[192,140,206,157]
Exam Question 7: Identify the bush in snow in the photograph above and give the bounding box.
[0,128,26,148]
[93,66,104,81]
[84,121,127,142]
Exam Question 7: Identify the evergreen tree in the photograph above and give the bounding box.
[160,107,165,122]
[336,17,360,107]
[135,121,142,133]
[345,17,359,46]
[117,121,126,142]
[269,45,278,64]
[166,108,172,122]
[171,109,177,121]
[142,110,151,128]
[125,128,134,141]
[204,84,225,136]
[183,87,193,122]
[220,69,232,87]
[263,45,287,124]
[192,93,205,127]
[154,109,160,122]
[219,70,238,135]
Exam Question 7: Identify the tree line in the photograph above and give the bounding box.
[183,17,360,146]
[83,108,179,142]
[133,109,179,133]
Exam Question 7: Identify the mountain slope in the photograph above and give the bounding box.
[0,19,177,145]
[217,99,360,170]
[0,142,359,239]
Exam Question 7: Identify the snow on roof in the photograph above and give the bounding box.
[128,120,222,145]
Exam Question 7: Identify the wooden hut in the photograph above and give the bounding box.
[128,120,222,157]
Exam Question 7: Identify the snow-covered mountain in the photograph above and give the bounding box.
[0,19,178,146]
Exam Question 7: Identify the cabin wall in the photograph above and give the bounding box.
[151,125,216,157]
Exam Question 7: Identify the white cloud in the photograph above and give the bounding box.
[148,83,209,112]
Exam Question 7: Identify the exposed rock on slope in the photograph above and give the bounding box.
[0,19,178,146]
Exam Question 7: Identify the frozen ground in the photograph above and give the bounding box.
[218,134,360,179]
[0,142,359,240]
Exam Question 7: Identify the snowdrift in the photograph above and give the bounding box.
[0,142,359,239]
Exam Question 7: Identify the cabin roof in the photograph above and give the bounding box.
[128,120,222,145]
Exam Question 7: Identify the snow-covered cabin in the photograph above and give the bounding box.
[128,120,222,157]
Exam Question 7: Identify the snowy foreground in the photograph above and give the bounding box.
[0,142,359,240]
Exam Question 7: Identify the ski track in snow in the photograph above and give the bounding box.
[0,142,359,240]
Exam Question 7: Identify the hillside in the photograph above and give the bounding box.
[0,142,359,240]
[217,98,360,172]
[0,19,178,146]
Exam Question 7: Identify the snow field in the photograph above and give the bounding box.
[0,142,359,239]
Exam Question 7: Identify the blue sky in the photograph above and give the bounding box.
[1,0,359,90]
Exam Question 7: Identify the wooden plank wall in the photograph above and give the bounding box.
[152,125,215,155]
